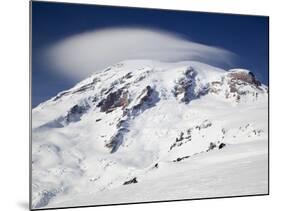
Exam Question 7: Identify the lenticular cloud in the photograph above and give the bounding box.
[46,27,234,80]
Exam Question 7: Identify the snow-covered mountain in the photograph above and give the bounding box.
[32,60,268,209]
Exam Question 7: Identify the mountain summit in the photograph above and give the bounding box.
[32,60,268,208]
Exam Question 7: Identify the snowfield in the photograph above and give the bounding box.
[51,140,268,207]
[31,60,268,209]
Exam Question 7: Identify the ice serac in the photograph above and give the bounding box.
[32,60,268,209]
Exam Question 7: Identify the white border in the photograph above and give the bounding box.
[0,1,279,211]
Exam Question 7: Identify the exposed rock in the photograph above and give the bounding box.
[124,72,133,79]
[36,100,93,129]
[72,77,101,94]
[176,132,184,142]
[226,71,263,99]
[173,155,190,162]
[105,86,160,153]
[133,70,152,83]
[102,86,159,153]
[169,130,192,151]
[173,67,195,102]
[103,67,111,72]
[106,128,130,153]
[207,142,217,152]
[228,71,261,87]
[169,143,177,151]
[211,81,222,85]
[218,143,226,149]
[110,73,133,87]
[97,88,129,113]
[209,70,266,102]
[129,86,160,116]
[123,177,138,185]
[173,67,209,104]
[104,86,115,95]
[52,91,70,101]
[200,120,212,129]
[52,78,100,101]
[209,81,222,94]
[138,86,153,103]
[65,103,90,123]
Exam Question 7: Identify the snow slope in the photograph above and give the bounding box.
[31,60,268,209]
[51,140,268,207]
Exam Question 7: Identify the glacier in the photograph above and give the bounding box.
[31,60,268,209]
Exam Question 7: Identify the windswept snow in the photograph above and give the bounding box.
[50,140,268,207]
[32,60,268,209]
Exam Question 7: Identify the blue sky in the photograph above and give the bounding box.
[32,1,269,107]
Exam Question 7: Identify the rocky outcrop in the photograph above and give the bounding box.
[207,142,217,152]
[173,67,195,102]
[209,70,266,102]
[173,67,209,103]
[72,78,101,94]
[129,85,159,116]
[36,101,91,130]
[123,177,138,185]
[228,71,261,87]
[53,78,101,102]
[105,128,130,153]
[195,120,212,130]
[218,143,226,149]
[105,86,160,153]
[169,130,192,151]
[97,88,130,113]
[104,86,160,153]
[65,103,90,123]
[225,71,264,102]
[173,155,190,162]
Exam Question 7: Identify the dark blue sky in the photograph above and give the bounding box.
[32,1,269,107]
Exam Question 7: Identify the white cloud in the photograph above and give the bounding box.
[46,27,235,80]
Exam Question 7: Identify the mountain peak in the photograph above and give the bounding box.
[32,60,268,208]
